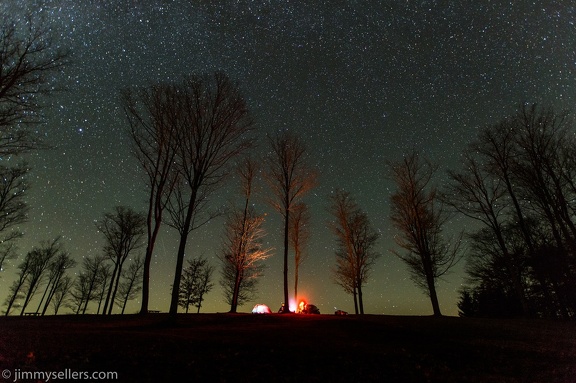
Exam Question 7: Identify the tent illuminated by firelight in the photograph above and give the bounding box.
[251,304,272,314]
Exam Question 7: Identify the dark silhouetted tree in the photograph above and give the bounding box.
[0,12,69,155]
[70,274,90,315]
[0,241,18,278]
[36,250,75,316]
[51,274,73,315]
[264,131,317,313]
[98,206,146,315]
[18,238,63,315]
[452,104,576,318]
[122,83,180,315]
[220,257,263,310]
[329,189,379,314]
[72,255,108,315]
[166,72,254,319]
[0,14,69,280]
[445,152,530,315]
[94,263,112,314]
[116,256,144,314]
[389,151,462,316]
[290,202,310,306]
[4,249,33,315]
[178,256,214,313]
[0,163,29,245]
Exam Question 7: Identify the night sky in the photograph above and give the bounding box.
[2,0,575,316]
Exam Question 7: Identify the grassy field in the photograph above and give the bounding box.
[0,313,574,382]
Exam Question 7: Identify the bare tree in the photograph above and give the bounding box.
[0,13,69,155]
[94,263,112,314]
[219,207,271,312]
[389,151,462,316]
[122,84,180,315]
[218,157,272,312]
[452,105,576,318]
[73,255,108,315]
[4,250,33,315]
[194,261,214,314]
[178,256,214,313]
[220,257,263,310]
[290,202,310,305]
[0,163,29,240]
[264,131,317,313]
[0,241,18,278]
[329,189,379,314]
[36,250,76,316]
[97,206,146,315]
[166,72,254,318]
[18,238,63,315]
[445,149,531,316]
[0,164,29,283]
[115,256,144,315]
[50,274,73,315]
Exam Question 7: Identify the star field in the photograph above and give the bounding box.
[1,0,575,315]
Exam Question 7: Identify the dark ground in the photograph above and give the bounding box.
[0,313,574,383]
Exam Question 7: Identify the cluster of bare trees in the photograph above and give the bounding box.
[449,104,576,319]
[264,132,317,312]
[178,256,214,313]
[3,206,146,315]
[0,13,75,315]
[4,238,75,315]
[329,189,380,314]
[125,70,323,315]
[124,72,255,319]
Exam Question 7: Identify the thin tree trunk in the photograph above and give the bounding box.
[426,273,442,316]
[102,263,119,315]
[282,207,290,313]
[108,259,127,315]
[357,284,364,315]
[353,286,358,315]
[42,275,62,316]
[140,213,162,315]
[231,269,241,313]
[294,265,299,307]
[35,281,51,314]
[169,189,198,319]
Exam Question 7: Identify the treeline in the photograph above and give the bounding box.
[0,13,574,319]
[449,104,576,319]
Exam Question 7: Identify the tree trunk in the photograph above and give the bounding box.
[426,273,442,316]
[169,189,198,319]
[169,232,190,317]
[140,213,162,315]
[20,282,40,316]
[35,281,51,314]
[107,260,126,315]
[357,283,364,315]
[282,207,290,313]
[42,275,62,316]
[102,263,119,315]
[353,286,358,315]
[294,264,299,308]
[230,269,241,313]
